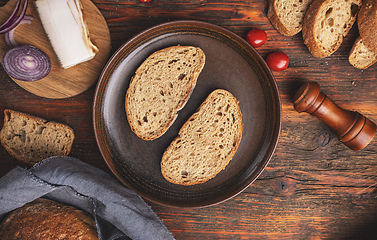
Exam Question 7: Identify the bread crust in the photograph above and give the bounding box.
[0,198,99,240]
[302,0,361,58]
[161,89,243,185]
[125,45,205,141]
[358,0,377,52]
[0,109,75,165]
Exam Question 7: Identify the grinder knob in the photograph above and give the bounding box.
[293,82,377,151]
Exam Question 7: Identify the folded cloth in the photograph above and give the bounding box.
[0,156,175,240]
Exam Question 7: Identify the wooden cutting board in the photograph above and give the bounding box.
[0,0,111,99]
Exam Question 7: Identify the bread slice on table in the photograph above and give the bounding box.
[267,0,315,36]
[125,46,206,141]
[349,36,377,69]
[358,0,377,53]
[0,109,75,165]
[161,89,243,185]
[0,198,99,240]
[302,0,361,58]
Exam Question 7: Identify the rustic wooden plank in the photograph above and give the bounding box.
[1,0,377,239]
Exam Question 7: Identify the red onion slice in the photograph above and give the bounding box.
[4,15,34,48]
[0,0,21,31]
[0,0,28,34]
[2,45,51,81]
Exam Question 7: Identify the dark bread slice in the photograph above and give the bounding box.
[0,109,75,165]
[358,0,377,53]
[302,0,361,58]
[0,198,98,240]
[267,0,315,36]
[125,46,206,141]
[161,89,243,185]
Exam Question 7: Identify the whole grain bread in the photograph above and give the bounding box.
[0,109,75,165]
[349,36,377,69]
[358,0,377,53]
[0,198,99,240]
[161,89,243,185]
[267,0,315,36]
[302,0,361,58]
[125,46,206,141]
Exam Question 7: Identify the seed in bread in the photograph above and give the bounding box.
[0,109,75,165]
[358,0,377,53]
[161,89,243,185]
[302,0,361,58]
[125,46,206,141]
[349,36,377,69]
[0,198,99,240]
[267,0,315,36]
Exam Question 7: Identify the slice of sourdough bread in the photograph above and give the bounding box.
[349,36,377,69]
[0,109,75,165]
[161,89,243,185]
[267,0,315,36]
[125,46,206,141]
[302,0,361,58]
[358,0,377,53]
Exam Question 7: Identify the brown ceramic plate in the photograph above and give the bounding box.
[93,20,281,208]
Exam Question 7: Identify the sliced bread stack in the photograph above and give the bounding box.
[160,89,243,185]
[125,46,206,141]
[268,0,375,68]
[0,109,75,165]
[349,0,377,69]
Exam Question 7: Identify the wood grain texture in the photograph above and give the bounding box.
[1,0,377,239]
[0,0,111,99]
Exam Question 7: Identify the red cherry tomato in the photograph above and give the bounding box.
[246,29,267,48]
[139,0,151,2]
[266,52,289,71]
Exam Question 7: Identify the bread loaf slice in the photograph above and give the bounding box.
[125,46,206,141]
[302,0,361,58]
[358,0,377,53]
[267,0,315,36]
[0,198,99,240]
[0,109,75,165]
[349,36,377,69]
[161,89,243,185]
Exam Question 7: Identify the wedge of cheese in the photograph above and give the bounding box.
[35,0,98,69]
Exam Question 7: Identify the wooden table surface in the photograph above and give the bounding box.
[1,0,377,239]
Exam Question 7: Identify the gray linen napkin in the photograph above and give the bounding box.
[0,156,175,240]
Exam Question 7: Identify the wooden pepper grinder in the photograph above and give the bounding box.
[293,82,377,151]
